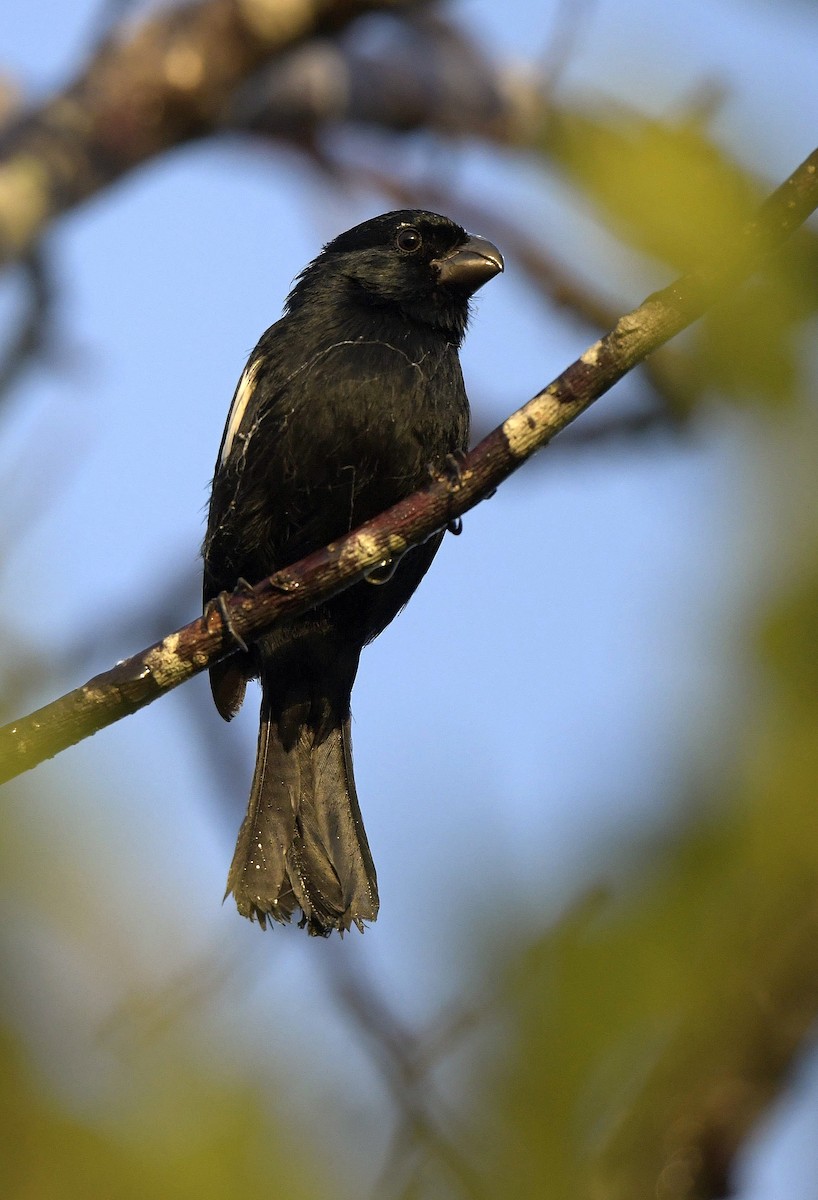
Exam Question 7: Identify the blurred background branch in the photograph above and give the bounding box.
[0,0,432,262]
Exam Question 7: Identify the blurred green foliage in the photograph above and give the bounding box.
[471,407,818,1196]
[0,1024,322,1200]
[542,102,818,409]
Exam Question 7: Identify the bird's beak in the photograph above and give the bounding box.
[434,234,504,292]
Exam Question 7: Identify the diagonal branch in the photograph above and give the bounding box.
[1,144,816,784]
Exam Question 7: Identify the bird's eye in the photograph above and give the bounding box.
[396,226,422,253]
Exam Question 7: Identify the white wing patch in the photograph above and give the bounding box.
[219,357,262,468]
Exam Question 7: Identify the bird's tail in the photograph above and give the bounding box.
[225,667,379,936]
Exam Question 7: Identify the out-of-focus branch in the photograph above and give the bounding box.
[0,0,426,264]
[0,251,54,404]
[536,0,597,99]
[597,891,818,1199]
[1,143,816,782]
[332,962,490,1200]
[224,18,519,140]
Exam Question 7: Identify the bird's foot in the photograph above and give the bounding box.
[206,581,253,653]
[426,452,468,535]
[441,449,468,489]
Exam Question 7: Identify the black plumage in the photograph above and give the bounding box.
[203,209,502,935]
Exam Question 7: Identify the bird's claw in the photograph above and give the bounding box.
[442,449,468,489]
[206,588,250,653]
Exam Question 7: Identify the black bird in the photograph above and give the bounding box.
[203,210,503,935]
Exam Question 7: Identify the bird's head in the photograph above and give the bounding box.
[286,210,503,344]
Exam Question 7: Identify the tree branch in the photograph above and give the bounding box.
[223,16,512,140]
[1,144,816,784]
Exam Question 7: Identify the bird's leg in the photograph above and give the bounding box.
[428,451,468,536]
[205,578,254,653]
[441,449,468,488]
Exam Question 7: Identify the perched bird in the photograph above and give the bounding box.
[203,209,502,935]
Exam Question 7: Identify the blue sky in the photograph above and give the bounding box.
[1,0,817,1194]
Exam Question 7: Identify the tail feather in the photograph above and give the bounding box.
[289,721,378,930]
[226,694,378,936]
